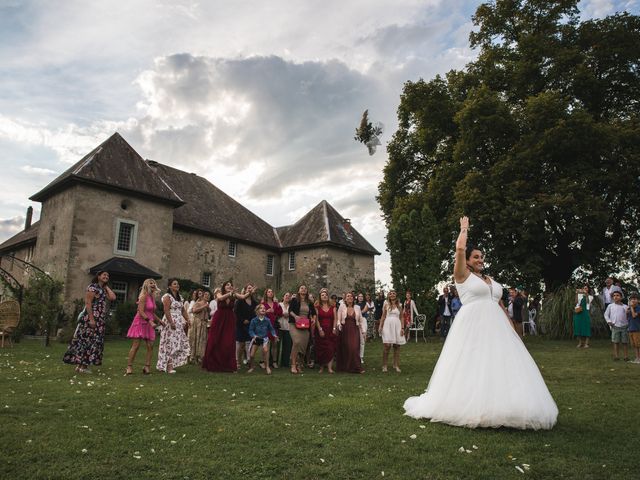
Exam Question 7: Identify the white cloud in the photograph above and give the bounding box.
[20,165,56,176]
[0,216,25,243]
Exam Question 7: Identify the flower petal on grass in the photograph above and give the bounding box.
[409,434,417,440]
[515,466,524,474]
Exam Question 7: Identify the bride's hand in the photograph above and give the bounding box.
[459,216,469,230]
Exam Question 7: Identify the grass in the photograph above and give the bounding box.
[1,336,639,480]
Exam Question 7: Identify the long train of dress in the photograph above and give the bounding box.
[403,273,558,430]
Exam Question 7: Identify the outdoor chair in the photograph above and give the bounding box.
[523,309,537,336]
[409,314,427,342]
[0,299,20,347]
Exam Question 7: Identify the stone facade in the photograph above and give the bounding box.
[65,186,174,305]
[280,246,375,295]
[168,228,281,292]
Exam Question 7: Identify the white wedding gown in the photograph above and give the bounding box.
[403,273,558,429]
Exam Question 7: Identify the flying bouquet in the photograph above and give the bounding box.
[354,109,384,155]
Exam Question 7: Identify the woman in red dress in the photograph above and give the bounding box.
[262,288,283,368]
[315,288,337,373]
[336,292,365,373]
[203,280,247,372]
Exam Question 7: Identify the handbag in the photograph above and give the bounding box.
[295,316,310,329]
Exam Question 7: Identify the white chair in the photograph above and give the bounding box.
[523,309,537,336]
[409,314,427,342]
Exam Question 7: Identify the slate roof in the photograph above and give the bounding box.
[30,133,184,206]
[277,200,380,255]
[89,257,162,279]
[147,162,281,249]
[0,221,39,253]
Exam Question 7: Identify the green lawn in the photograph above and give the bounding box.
[1,337,638,479]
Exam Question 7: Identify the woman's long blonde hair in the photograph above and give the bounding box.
[139,278,160,301]
[386,290,401,310]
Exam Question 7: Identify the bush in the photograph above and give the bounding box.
[539,284,609,339]
[110,301,138,336]
[16,273,64,340]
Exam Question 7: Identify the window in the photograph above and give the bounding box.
[114,219,138,256]
[111,281,128,307]
[266,255,275,276]
[228,241,237,257]
[288,251,296,271]
[201,272,211,287]
[25,245,35,263]
[49,226,55,245]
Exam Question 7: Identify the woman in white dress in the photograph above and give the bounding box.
[379,290,406,372]
[403,216,558,429]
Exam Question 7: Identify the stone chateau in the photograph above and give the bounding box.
[0,133,379,310]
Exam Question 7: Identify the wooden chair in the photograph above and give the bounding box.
[409,314,427,342]
[0,300,20,347]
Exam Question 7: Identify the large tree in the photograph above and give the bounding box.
[379,1,640,291]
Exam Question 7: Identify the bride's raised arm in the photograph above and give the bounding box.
[453,216,470,284]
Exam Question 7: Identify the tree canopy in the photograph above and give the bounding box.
[378,1,640,292]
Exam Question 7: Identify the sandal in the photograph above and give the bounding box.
[290,367,298,374]
[142,365,151,375]
[124,365,133,376]
[381,366,388,373]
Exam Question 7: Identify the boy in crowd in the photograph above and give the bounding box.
[627,293,640,364]
[604,291,629,361]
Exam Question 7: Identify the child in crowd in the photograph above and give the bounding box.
[248,305,278,374]
[604,291,629,361]
[627,293,640,364]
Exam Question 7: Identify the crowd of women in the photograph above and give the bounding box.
[62,272,414,376]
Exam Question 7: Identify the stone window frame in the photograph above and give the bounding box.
[228,240,237,258]
[111,281,128,307]
[266,254,275,276]
[114,218,138,257]
[201,272,211,287]
[288,251,296,271]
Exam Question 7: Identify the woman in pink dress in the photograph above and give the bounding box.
[336,292,365,373]
[203,280,248,372]
[315,288,337,373]
[125,278,162,375]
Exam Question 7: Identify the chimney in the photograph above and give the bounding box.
[25,206,33,230]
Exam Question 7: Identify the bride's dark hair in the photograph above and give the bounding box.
[465,245,486,278]
[465,244,482,260]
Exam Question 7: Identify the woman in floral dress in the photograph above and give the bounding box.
[157,278,191,373]
[63,270,116,373]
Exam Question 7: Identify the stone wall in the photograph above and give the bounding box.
[168,228,281,292]
[0,243,36,301]
[279,246,375,296]
[64,185,174,307]
[33,187,77,299]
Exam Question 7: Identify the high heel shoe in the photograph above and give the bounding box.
[124,365,133,376]
[142,365,151,375]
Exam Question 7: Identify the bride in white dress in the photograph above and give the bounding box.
[403,216,558,429]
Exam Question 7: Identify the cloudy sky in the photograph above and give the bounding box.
[0,0,636,287]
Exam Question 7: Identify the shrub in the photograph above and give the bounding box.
[539,284,609,339]
[16,273,64,340]
[110,301,138,336]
